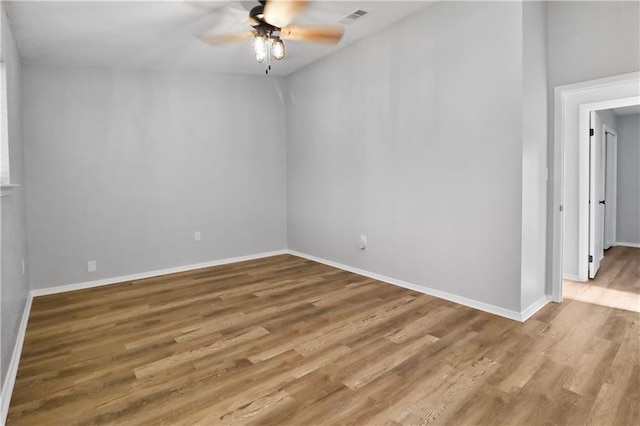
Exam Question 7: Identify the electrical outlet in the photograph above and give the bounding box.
[88,260,97,273]
[359,235,367,250]
[194,231,201,242]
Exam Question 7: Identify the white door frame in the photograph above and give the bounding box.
[551,72,640,303]
[588,110,605,278]
[603,125,617,250]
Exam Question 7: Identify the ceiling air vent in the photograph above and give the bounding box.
[338,9,368,25]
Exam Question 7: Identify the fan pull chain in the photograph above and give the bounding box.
[266,39,272,75]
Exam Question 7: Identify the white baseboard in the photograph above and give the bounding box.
[31,250,288,297]
[287,250,534,322]
[563,273,580,282]
[616,241,640,249]
[520,295,551,322]
[1,293,33,425]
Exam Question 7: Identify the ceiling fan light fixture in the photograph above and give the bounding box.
[199,0,344,73]
[272,39,286,60]
[254,36,267,62]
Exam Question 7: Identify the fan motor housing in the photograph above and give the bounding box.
[249,5,264,20]
[250,4,280,33]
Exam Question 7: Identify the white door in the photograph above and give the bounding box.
[604,130,617,250]
[589,111,606,278]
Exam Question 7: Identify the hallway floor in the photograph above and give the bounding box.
[564,246,640,312]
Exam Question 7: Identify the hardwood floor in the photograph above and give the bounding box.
[564,246,640,312]
[7,254,639,425]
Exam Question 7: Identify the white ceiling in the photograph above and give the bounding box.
[5,1,434,76]
[611,104,640,116]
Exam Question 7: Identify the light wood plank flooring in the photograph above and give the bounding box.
[564,246,640,312]
[7,253,640,425]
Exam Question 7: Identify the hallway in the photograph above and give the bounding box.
[564,246,640,312]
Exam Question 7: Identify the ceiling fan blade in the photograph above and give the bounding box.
[280,25,344,44]
[193,2,253,36]
[199,31,254,46]
[264,0,308,28]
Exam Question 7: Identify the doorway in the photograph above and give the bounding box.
[551,72,640,302]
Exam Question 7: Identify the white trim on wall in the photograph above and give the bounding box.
[563,273,580,282]
[616,242,640,249]
[1,294,33,426]
[30,250,288,297]
[521,295,552,322]
[288,250,548,322]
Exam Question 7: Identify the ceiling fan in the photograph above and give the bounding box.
[199,0,344,74]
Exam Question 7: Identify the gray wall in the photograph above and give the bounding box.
[547,1,640,89]
[617,114,640,245]
[287,1,524,312]
[22,66,287,289]
[1,7,29,387]
[521,1,548,310]
[598,109,618,134]
[546,1,640,287]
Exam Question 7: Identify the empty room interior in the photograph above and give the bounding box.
[0,0,639,424]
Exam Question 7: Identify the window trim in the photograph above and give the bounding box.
[0,59,19,196]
